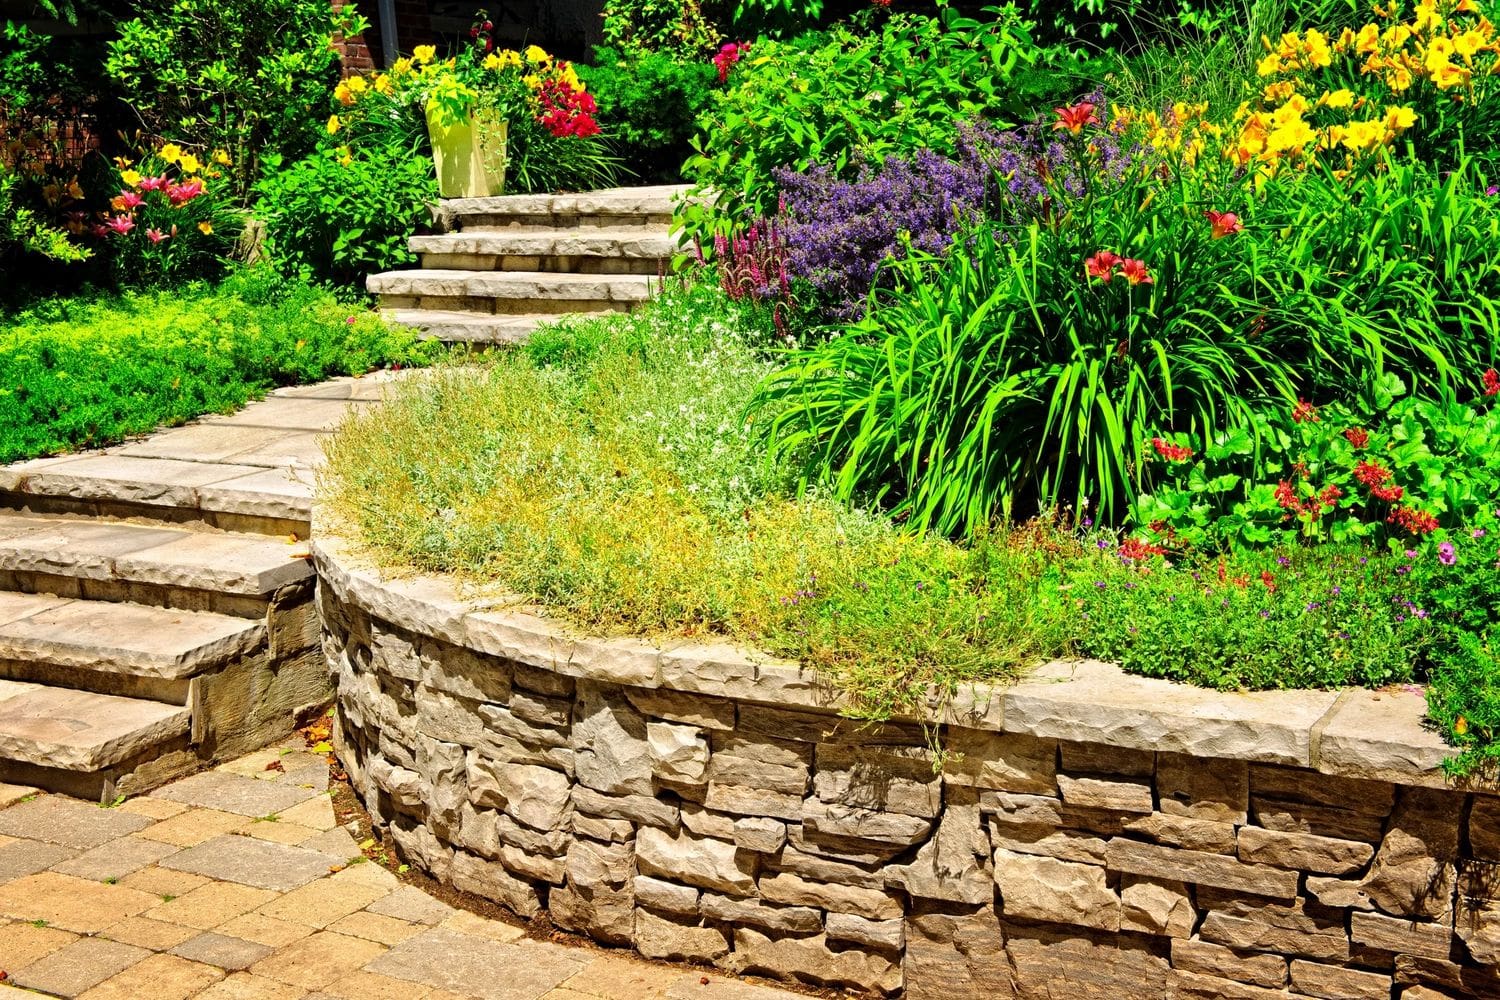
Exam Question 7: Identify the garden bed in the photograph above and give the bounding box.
[315,524,1500,997]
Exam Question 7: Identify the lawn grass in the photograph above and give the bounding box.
[0,267,439,464]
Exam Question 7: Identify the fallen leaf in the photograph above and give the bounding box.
[312,741,333,754]
[328,864,346,873]
[264,760,285,773]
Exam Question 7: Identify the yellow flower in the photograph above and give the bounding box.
[213,148,231,166]
[159,143,183,164]
[483,52,501,70]
[113,155,134,169]
[1356,22,1381,53]
[1320,88,1356,108]
[392,57,413,75]
[198,221,213,235]
[1455,28,1487,57]
[1263,80,1299,102]
[335,81,355,104]
[178,153,201,174]
[1387,64,1414,89]
[1257,52,1283,76]
[523,73,541,89]
[347,75,367,95]
[120,168,142,186]
[1412,0,1442,32]
[524,44,550,64]
[412,45,436,63]
[66,179,84,200]
[1432,61,1471,86]
[1385,105,1417,129]
[374,73,393,95]
[327,113,342,135]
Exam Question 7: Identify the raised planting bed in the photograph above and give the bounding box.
[314,527,1500,998]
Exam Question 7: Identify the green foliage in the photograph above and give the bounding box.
[1075,545,1429,689]
[1427,629,1500,778]
[503,109,628,195]
[0,268,437,463]
[255,145,436,290]
[1135,380,1500,550]
[577,48,718,182]
[105,0,361,195]
[601,0,721,55]
[0,166,89,265]
[684,8,1038,226]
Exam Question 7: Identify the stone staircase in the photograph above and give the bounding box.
[368,184,690,346]
[0,378,391,801]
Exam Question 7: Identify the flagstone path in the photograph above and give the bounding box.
[0,744,805,1000]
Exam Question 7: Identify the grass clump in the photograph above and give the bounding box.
[321,284,1072,718]
[0,267,438,463]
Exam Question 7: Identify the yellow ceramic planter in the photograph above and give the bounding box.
[426,105,507,198]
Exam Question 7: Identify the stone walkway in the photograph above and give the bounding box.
[0,745,804,1000]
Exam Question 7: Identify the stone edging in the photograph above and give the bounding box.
[312,530,1469,793]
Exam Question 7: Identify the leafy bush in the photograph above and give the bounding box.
[0,164,89,265]
[0,268,436,463]
[600,0,721,55]
[576,48,718,182]
[105,0,359,194]
[255,144,436,290]
[684,8,1038,226]
[1134,375,1500,549]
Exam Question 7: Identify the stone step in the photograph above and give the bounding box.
[0,511,314,618]
[409,228,680,274]
[0,591,265,702]
[368,269,656,316]
[0,679,191,800]
[434,184,691,232]
[380,310,569,345]
[1,453,316,537]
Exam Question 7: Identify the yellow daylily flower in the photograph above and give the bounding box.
[213,149,232,166]
[198,221,213,235]
[120,169,143,186]
[327,114,342,135]
[412,45,436,63]
[178,153,201,173]
[159,143,183,164]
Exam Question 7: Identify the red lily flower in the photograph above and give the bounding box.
[1119,258,1154,285]
[1053,102,1099,135]
[105,214,135,235]
[1084,250,1121,282]
[146,227,169,244]
[1204,209,1243,238]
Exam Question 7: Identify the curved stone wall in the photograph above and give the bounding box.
[314,531,1500,998]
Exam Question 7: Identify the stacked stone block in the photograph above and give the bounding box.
[320,573,1499,998]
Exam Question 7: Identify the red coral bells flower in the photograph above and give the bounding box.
[1343,426,1369,447]
[1118,537,1167,560]
[1084,250,1121,282]
[1274,480,1298,509]
[1371,483,1405,502]
[713,42,748,85]
[1119,257,1154,285]
[1052,101,1100,135]
[1388,506,1439,534]
[1204,209,1243,238]
[1149,436,1193,461]
[1291,398,1319,423]
[1483,368,1500,396]
[1353,460,1392,488]
[1260,570,1277,591]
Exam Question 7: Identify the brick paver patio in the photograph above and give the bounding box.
[0,744,804,1000]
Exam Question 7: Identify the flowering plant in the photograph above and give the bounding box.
[330,40,618,193]
[92,142,243,287]
[1133,371,1500,550]
[1237,0,1499,175]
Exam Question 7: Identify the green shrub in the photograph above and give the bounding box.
[0,268,437,462]
[683,8,1038,227]
[255,145,436,290]
[600,0,721,55]
[577,48,718,183]
[0,165,89,266]
[105,0,360,195]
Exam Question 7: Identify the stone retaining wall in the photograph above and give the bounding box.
[314,533,1500,998]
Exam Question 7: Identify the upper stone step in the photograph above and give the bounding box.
[367,270,656,315]
[0,678,190,779]
[0,592,265,697]
[409,228,680,274]
[435,184,692,232]
[0,512,313,614]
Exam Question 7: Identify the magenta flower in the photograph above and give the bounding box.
[1438,541,1456,565]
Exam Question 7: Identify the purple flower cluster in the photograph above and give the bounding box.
[773,94,1149,320]
[775,149,990,319]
